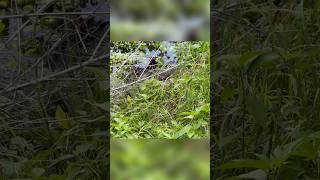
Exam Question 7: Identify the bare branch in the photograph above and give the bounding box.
[0,0,58,50]
[0,54,109,93]
[0,12,109,20]
[111,65,179,92]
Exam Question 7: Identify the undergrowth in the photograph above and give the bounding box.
[111,41,210,139]
[213,1,320,179]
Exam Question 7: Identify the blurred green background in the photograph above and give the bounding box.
[111,139,210,180]
[111,0,209,41]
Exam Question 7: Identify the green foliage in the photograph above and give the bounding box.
[111,41,209,138]
[0,20,5,34]
[0,0,108,179]
[213,1,320,179]
[55,105,71,129]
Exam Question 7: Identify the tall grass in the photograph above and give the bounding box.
[111,41,210,139]
[213,1,320,179]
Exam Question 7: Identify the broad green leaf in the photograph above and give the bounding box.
[221,159,272,170]
[24,47,38,56]
[271,139,302,166]
[55,105,71,129]
[179,111,198,116]
[197,103,210,113]
[247,95,268,128]
[237,169,267,180]
[175,125,192,138]
[292,137,318,160]
[238,51,262,67]
[48,174,66,180]
[244,52,279,73]
[32,167,45,176]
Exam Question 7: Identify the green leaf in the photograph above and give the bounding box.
[271,138,301,165]
[55,105,71,129]
[32,167,45,176]
[75,143,96,154]
[47,174,66,180]
[308,131,320,139]
[221,159,272,170]
[197,103,210,113]
[237,169,267,180]
[244,52,279,73]
[23,5,34,13]
[24,47,38,56]
[183,115,194,119]
[289,75,298,96]
[246,95,268,128]
[293,137,318,160]
[238,51,262,67]
[127,95,132,104]
[0,20,5,33]
[48,154,74,169]
[6,58,17,69]
[0,1,8,9]
[175,125,192,138]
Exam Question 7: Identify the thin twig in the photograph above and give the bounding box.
[0,0,58,50]
[112,43,143,76]
[138,46,161,80]
[0,54,109,93]
[0,12,109,20]
[111,65,179,92]
[90,27,109,59]
[3,35,67,91]
[73,22,88,53]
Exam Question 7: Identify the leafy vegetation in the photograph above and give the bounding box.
[0,0,108,179]
[213,1,320,179]
[111,41,209,139]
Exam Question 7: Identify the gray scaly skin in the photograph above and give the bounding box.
[157,65,179,81]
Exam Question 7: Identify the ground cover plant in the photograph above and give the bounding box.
[0,1,108,179]
[111,41,210,139]
[212,1,320,179]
